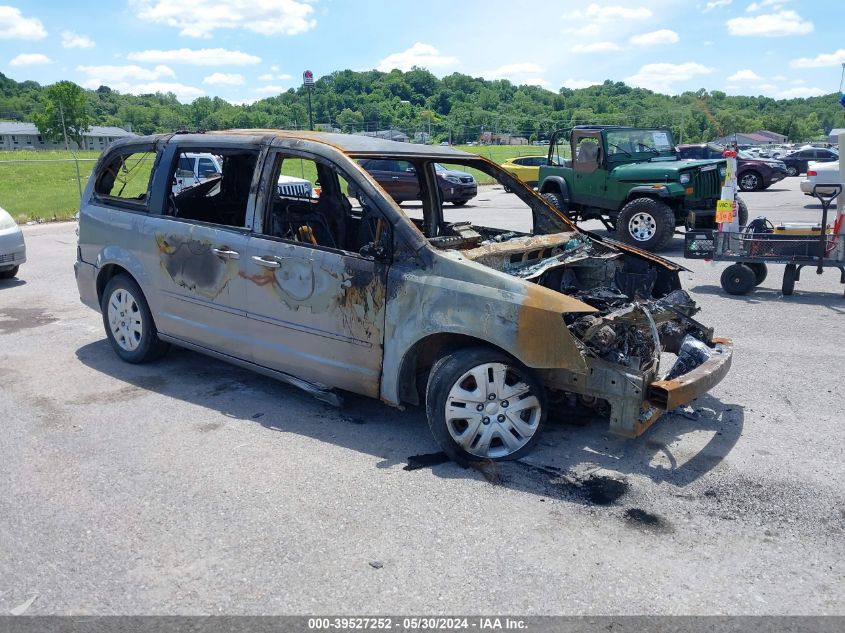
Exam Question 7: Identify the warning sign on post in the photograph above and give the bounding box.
[716,199,735,224]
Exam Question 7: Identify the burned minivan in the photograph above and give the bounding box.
[75,131,732,463]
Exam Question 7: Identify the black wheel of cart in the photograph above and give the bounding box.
[721,263,756,295]
[782,264,797,296]
[747,262,768,285]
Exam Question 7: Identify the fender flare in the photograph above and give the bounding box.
[626,185,672,200]
[539,176,570,204]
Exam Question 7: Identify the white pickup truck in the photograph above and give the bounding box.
[173,152,313,197]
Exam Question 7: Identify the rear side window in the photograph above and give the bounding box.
[94,150,157,208]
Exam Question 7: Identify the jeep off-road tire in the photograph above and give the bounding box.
[616,198,676,251]
[425,347,546,464]
[542,192,563,210]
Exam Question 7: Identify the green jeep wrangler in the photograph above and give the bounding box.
[538,125,747,250]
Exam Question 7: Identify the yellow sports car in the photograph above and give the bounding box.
[500,155,562,189]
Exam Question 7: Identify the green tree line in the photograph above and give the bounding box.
[1,69,843,144]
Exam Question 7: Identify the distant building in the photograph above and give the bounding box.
[0,121,135,151]
[357,129,409,143]
[713,130,788,146]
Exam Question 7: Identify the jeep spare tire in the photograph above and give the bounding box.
[616,197,675,251]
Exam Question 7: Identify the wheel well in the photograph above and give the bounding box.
[96,264,131,305]
[396,333,506,406]
[539,180,561,194]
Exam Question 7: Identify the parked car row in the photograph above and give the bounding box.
[675,143,788,191]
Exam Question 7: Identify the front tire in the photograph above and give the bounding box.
[739,171,762,191]
[720,263,756,295]
[101,274,169,363]
[786,166,799,177]
[451,200,468,206]
[426,347,546,463]
[616,198,676,251]
[0,265,19,279]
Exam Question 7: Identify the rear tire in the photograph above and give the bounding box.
[0,265,19,279]
[616,198,676,251]
[747,262,768,285]
[542,192,563,210]
[720,263,756,295]
[451,200,468,206]
[426,347,546,463]
[101,274,169,363]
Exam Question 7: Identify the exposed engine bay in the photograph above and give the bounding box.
[431,224,716,380]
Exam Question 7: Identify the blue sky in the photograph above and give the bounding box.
[0,0,843,103]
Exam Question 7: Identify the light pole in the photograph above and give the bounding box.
[302,70,314,131]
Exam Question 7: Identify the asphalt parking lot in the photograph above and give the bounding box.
[1,177,843,615]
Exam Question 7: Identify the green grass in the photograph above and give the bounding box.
[0,151,100,223]
[0,145,563,222]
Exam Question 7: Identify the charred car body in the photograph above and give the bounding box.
[75,131,732,463]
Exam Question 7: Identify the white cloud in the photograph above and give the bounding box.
[61,30,95,49]
[9,52,51,66]
[127,48,261,66]
[77,64,176,82]
[572,42,622,53]
[777,86,825,99]
[203,72,244,86]
[563,79,601,89]
[131,0,317,38]
[746,0,785,11]
[626,62,713,93]
[630,29,679,46]
[254,85,286,95]
[790,49,845,68]
[376,43,457,72]
[0,5,46,39]
[726,10,813,36]
[258,71,292,81]
[703,0,731,12]
[771,74,787,80]
[727,69,763,81]
[480,63,549,86]
[564,4,651,20]
[127,82,205,102]
[78,77,203,102]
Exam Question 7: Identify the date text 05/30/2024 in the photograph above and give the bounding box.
[307,617,527,630]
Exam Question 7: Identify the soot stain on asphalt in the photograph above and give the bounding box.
[401,454,630,506]
[404,452,451,471]
[0,307,58,335]
[511,462,630,505]
[623,508,672,532]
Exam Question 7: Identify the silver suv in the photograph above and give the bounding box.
[75,131,732,463]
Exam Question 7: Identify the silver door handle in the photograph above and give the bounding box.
[391,176,399,180]
[252,256,280,268]
[212,248,240,260]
